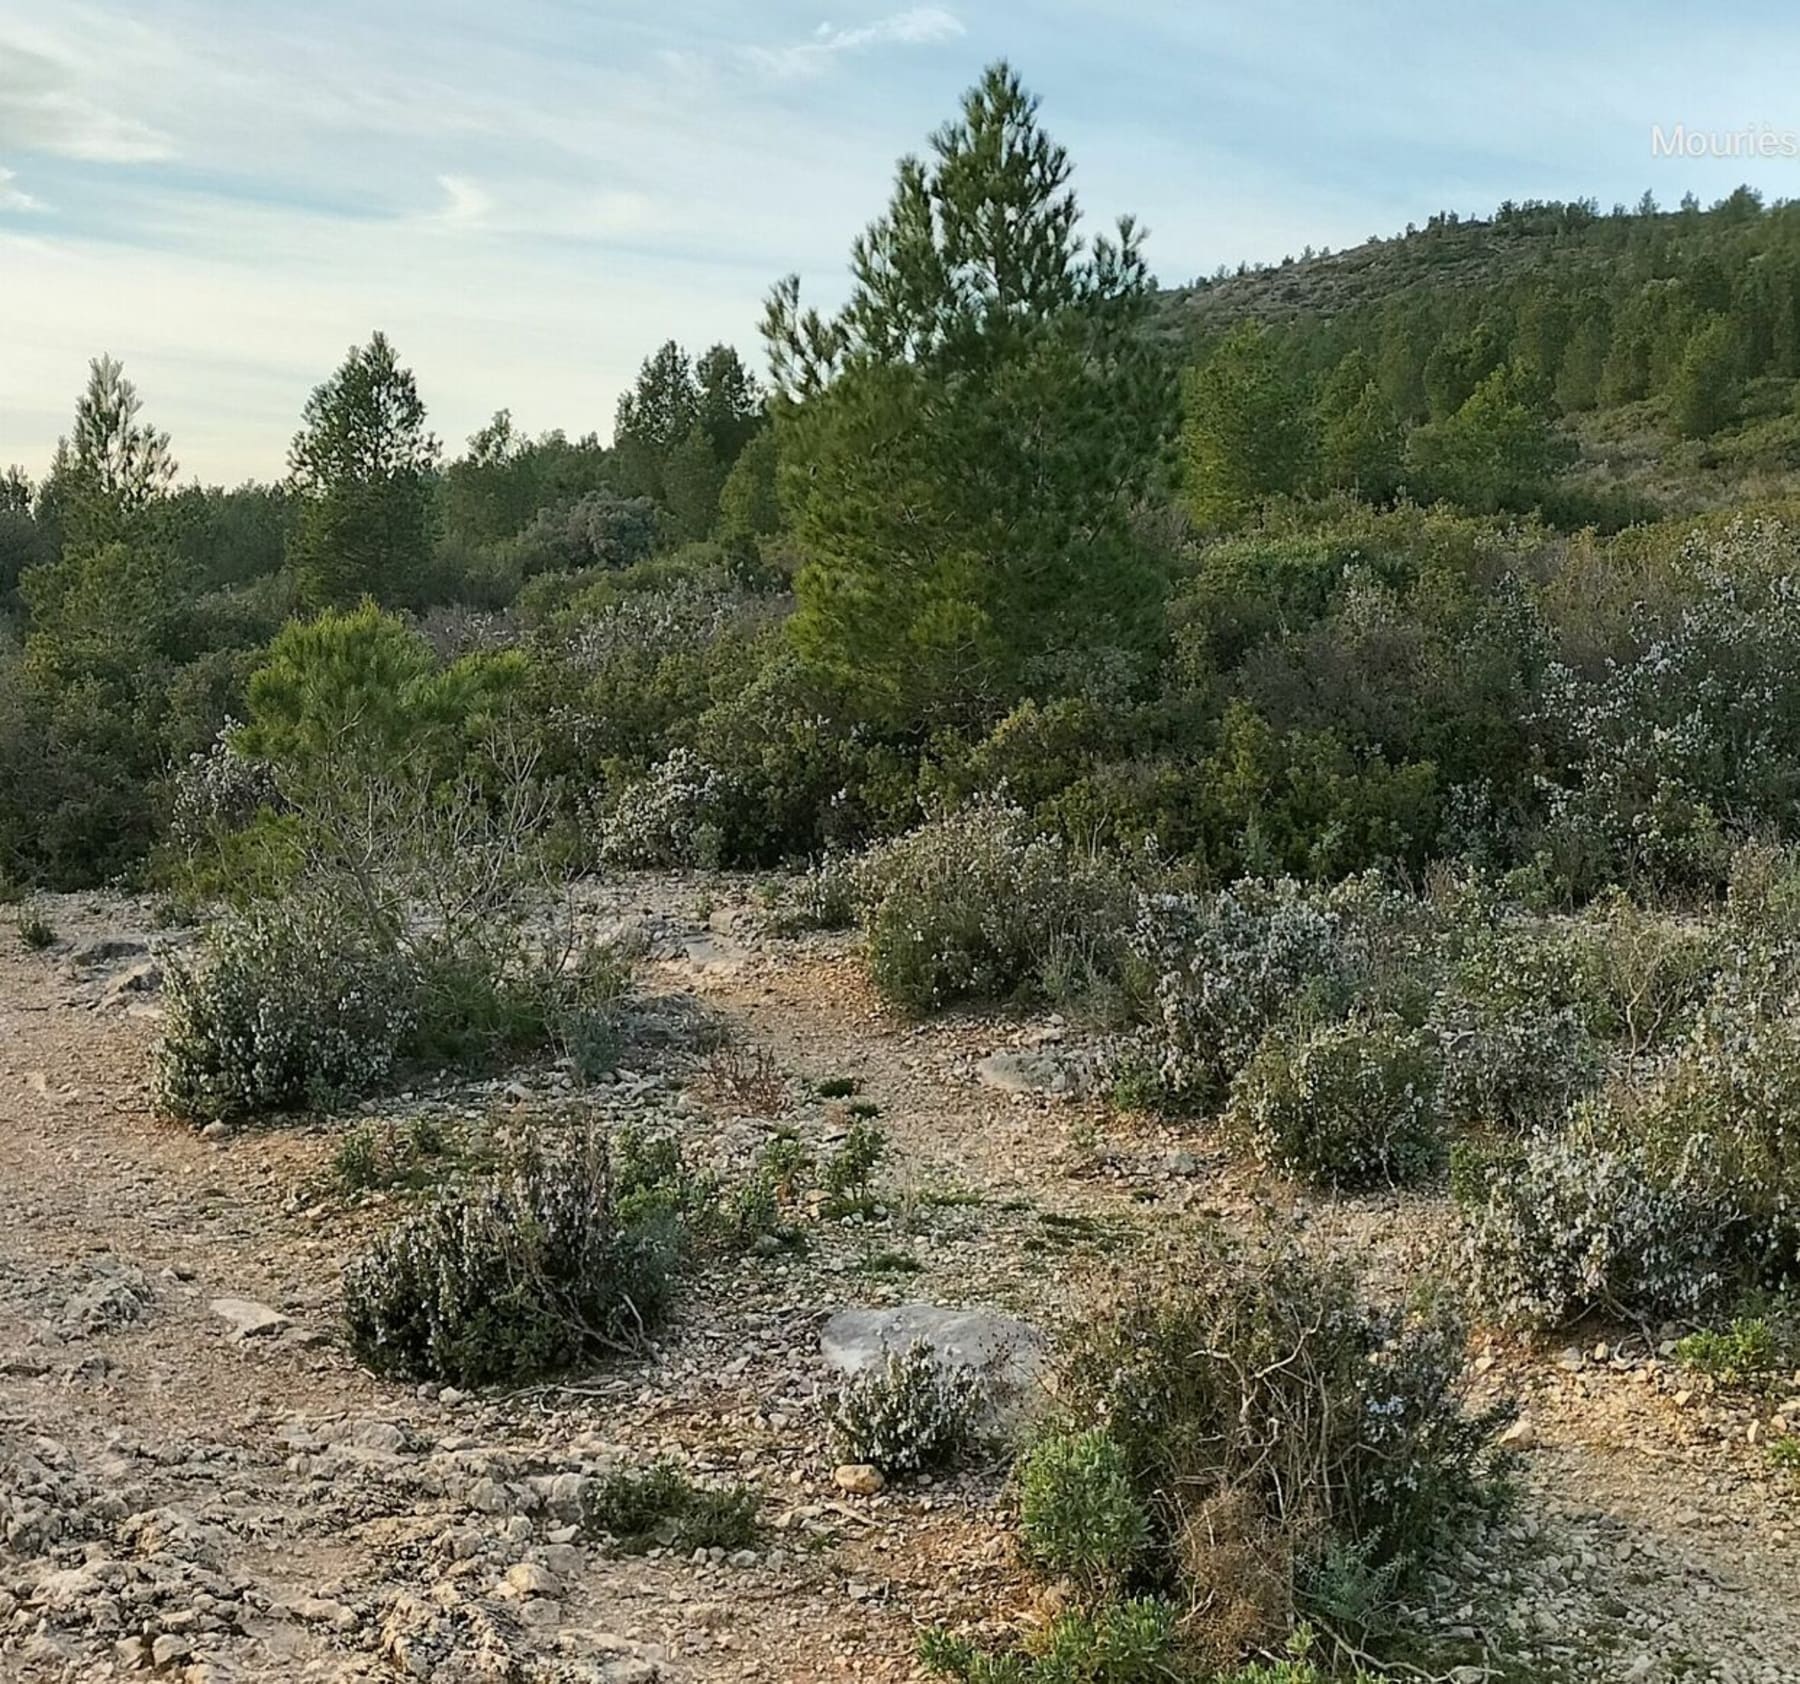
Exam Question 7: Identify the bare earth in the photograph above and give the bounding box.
[2,878,1797,1684]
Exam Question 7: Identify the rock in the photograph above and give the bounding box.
[833,1464,884,1496]
[820,1303,1044,1396]
[208,1298,288,1341]
[539,1544,584,1579]
[1499,1418,1539,1452]
[728,1549,759,1569]
[114,1636,150,1671]
[975,1050,1077,1096]
[67,936,149,970]
[200,1122,233,1142]
[350,1420,410,1455]
[99,960,162,1009]
[1163,1148,1203,1177]
[503,1562,561,1599]
[281,1596,357,1631]
[151,1634,192,1668]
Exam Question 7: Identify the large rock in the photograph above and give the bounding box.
[820,1303,1045,1396]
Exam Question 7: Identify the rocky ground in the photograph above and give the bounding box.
[2,877,1798,1683]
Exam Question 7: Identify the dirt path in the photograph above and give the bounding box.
[2,881,1798,1684]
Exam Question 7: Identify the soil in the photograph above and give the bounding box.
[2,878,1797,1683]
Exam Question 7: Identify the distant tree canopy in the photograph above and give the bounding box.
[767,61,1179,729]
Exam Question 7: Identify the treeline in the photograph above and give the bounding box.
[8,63,1800,906]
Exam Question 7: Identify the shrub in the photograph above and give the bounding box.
[1016,1429,1148,1594]
[821,1119,886,1215]
[1053,1244,1512,1660]
[1132,879,1351,1105]
[580,1461,760,1554]
[828,1340,988,1477]
[341,1135,679,1386]
[1428,920,1601,1134]
[1674,1317,1786,1385]
[858,803,1144,1015]
[1456,1129,1730,1328]
[154,897,414,1125]
[919,1598,1179,1684]
[599,746,730,869]
[1226,1015,1443,1189]
[15,906,55,950]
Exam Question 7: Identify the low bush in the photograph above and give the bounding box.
[599,746,731,869]
[1427,920,1601,1134]
[1016,1429,1148,1595]
[15,906,55,950]
[1226,1015,1443,1189]
[341,1134,680,1386]
[580,1461,760,1554]
[828,1340,988,1476]
[858,802,1146,1015]
[154,897,415,1124]
[1456,1128,1730,1328]
[1674,1315,1791,1385]
[1050,1243,1512,1663]
[1132,878,1352,1106]
[919,1597,1179,1683]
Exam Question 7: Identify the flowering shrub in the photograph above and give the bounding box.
[1428,921,1601,1133]
[858,803,1145,1014]
[599,747,732,869]
[1132,878,1352,1103]
[1533,520,1800,896]
[166,729,281,855]
[828,1340,988,1476]
[1227,1016,1443,1189]
[342,1135,679,1386]
[1457,1128,1730,1328]
[154,898,414,1125]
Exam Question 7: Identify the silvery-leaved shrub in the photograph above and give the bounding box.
[1428,921,1601,1133]
[1457,1126,1730,1328]
[858,802,1143,1015]
[342,1134,679,1386]
[154,898,414,1126]
[828,1340,987,1475]
[1227,1015,1443,1190]
[166,728,280,855]
[599,747,731,869]
[1132,878,1352,1104]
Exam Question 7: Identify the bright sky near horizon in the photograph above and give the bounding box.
[3,0,1798,484]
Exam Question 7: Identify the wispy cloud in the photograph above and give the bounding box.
[0,165,39,210]
[428,174,494,229]
[0,39,172,162]
[747,7,965,79]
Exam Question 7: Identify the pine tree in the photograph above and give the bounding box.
[1182,325,1316,525]
[1668,319,1741,439]
[287,333,439,608]
[1317,349,1402,503]
[765,61,1177,727]
[48,356,177,550]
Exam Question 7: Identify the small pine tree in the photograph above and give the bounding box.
[1182,325,1316,527]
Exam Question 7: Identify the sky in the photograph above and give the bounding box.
[4,0,1800,485]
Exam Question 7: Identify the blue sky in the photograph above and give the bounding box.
[3,0,1798,483]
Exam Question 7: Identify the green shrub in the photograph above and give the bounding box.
[829,1341,987,1476]
[580,1461,760,1554]
[341,1135,679,1386]
[1053,1244,1512,1659]
[1674,1317,1786,1385]
[1131,878,1352,1105]
[1226,1015,1443,1189]
[821,1119,886,1215]
[859,803,1144,1015]
[1017,1429,1148,1594]
[919,1597,1179,1684]
[154,897,415,1125]
[15,906,55,950]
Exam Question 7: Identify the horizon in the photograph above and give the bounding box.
[5,0,1800,484]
